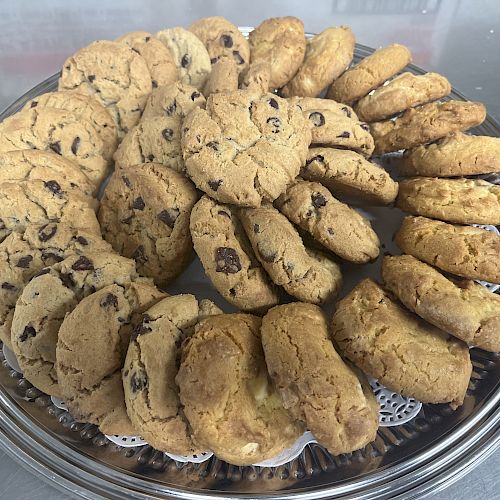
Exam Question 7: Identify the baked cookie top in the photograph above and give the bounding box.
[182,90,311,207]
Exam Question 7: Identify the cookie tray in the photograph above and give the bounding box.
[0,36,499,499]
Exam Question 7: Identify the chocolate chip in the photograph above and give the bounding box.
[229,287,236,297]
[120,215,134,225]
[341,106,352,118]
[337,131,351,138]
[100,293,118,309]
[210,57,219,64]
[253,224,260,233]
[122,175,131,188]
[132,197,145,210]
[309,112,325,127]
[132,245,147,263]
[306,155,325,166]
[233,50,244,65]
[269,98,279,109]
[49,141,62,155]
[38,224,57,242]
[131,314,152,339]
[267,117,281,130]
[88,75,96,83]
[147,154,155,162]
[311,192,327,208]
[162,128,174,141]
[145,36,151,42]
[258,245,277,263]
[305,209,314,217]
[75,236,88,246]
[41,252,63,264]
[208,179,222,191]
[191,91,201,100]
[71,256,94,271]
[1,282,16,291]
[130,371,148,392]
[327,228,335,235]
[32,268,51,279]
[157,208,179,228]
[16,256,33,269]
[44,180,63,195]
[215,247,241,274]
[221,34,233,47]
[218,210,230,219]
[207,141,219,151]
[71,137,80,155]
[59,272,76,289]
[165,102,176,116]
[19,326,36,342]
[152,80,158,88]
[181,54,191,68]
[360,123,370,131]
[31,101,38,108]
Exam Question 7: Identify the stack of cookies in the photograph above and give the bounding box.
[0,15,498,467]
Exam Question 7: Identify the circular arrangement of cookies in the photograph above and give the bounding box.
[0,15,498,468]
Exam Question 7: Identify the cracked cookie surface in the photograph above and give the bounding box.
[176,313,304,465]
[11,252,138,397]
[56,281,165,435]
[182,90,311,207]
[261,303,379,454]
[331,278,472,408]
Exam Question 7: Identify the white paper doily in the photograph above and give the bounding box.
[164,451,213,464]
[105,434,148,448]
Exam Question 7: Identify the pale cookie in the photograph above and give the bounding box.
[0,150,94,198]
[397,177,500,225]
[331,278,472,408]
[248,16,305,89]
[203,59,239,96]
[0,179,100,242]
[99,163,198,287]
[355,72,451,122]
[0,224,111,350]
[294,97,374,156]
[239,204,342,304]
[156,27,211,89]
[182,90,311,207]
[116,31,177,88]
[190,195,279,312]
[261,303,379,454]
[400,132,500,177]
[22,90,118,161]
[58,40,152,137]
[282,27,355,98]
[141,81,206,121]
[0,107,110,188]
[239,62,271,93]
[123,294,221,455]
[276,179,380,263]
[394,216,500,283]
[382,254,500,352]
[303,148,398,204]
[56,281,165,435]
[328,44,412,105]
[12,253,138,397]
[176,313,304,465]
[370,101,486,154]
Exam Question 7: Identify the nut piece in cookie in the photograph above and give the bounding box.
[11,252,138,397]
[190,195,279,312]
[99,163,198,287]
[203,59,239,96]
[261,303,379,454]
[276,179,380,263]
[328,44,412,105]
[355,72,451,122]
[394,216,500,283]
[282,26,355,98]
[176,313,304,465]
[156,27,212,89]
[303,148,398,205]
[331,278,472,408]
[239,204,342,304]
[182,90,311,207]
[248,16,305,89]
[382,254,500,352]
[58,40,152,137]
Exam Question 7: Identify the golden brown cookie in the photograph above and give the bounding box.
[239,62,271,93]
[203,59,239,96]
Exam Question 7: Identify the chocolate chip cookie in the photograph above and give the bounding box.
[239,204,342,304]
[397,177,500,225]
[58,40,152,137]
[11,252,138,397]
[328,44,412,105]
[394,216,500,283]
[156,27,211,89]
[56,281,165,435]
[123,294,221,455]
[261,303,379,454]
[331,278,472,408]
[370,101,486,154]
[176,313,304,465]
[355,72,451,122]
[182,90,311,207]
[189,195,279,312]
[382,255,500,352]
[276,179,380,263]
[239,61,271,93]
[281,26,355,97]
[294,97,374,156]
[203,59,239,96]
[303,148,398,205]
[248,16,305,89]
[98,163,198,287]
